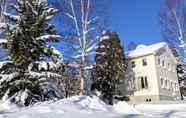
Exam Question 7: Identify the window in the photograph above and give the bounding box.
[140,77,148,89]
[144,77,148,88]
[164,80,170,89]
[131,61,136,68]
[162,60,165,67]
[142,59,147,66]
[165,80,168,88]
[141,78,145,89]
[175,83,179,91]
[160,78,164,87]
[171,82,174,90]
[128,78,136,90]
[174,83,176,91]
[167,80,170,89]
[158,58,161,65]
[168,63,170,70]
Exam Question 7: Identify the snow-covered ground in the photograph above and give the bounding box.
[135,102,186,118]
[1,96,186,118]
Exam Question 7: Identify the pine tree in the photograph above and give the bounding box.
[0,0,64,106]
[91,32,127,105]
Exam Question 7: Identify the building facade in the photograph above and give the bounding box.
[126,42,181,102]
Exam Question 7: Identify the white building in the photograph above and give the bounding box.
[126,42,181,102]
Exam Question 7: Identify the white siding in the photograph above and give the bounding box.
[130,54,159,96]
[155,47,181,99]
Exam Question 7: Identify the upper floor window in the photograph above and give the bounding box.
[142,59,147,66]
[168,63,170,69]
[131,61,136,68]
[162,60,165,67]
[158,58,161,65]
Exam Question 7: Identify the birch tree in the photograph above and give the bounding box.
[52,0,109,95]
[0,0,9,61]
[0,0,6,22]
[160,0,186,62]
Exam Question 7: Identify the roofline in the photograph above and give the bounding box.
[128,53,154,60]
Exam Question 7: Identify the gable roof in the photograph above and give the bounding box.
[128,42,168,58]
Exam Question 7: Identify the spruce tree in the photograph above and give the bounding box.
[4,0,61,69]
[0,0,64,106]
[92,32,127,105]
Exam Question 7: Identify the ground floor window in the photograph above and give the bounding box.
[160,78,164,87]
[137,76,148,90]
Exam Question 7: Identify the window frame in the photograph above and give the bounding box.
[139,76,148,89]
[142,58,147,66]
[131,61,136,68]
[162,60,165,67]
[158,58,161,65]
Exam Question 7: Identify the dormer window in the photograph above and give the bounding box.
[142,59,147,66]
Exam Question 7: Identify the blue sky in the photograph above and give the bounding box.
[111,0,165,50]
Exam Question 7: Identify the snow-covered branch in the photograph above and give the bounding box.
[36,35,61,41]
[3,12,20,22]
[87,17,99,25]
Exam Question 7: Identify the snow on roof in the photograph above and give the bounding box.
[128,42,167,58]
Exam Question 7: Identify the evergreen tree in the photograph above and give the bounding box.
[0,0,64,106]
[3,0,61,69]
[91,32,127,105]
[177,63,186,99]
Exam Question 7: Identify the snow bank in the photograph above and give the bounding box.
[113,101,140,114]
[0,100,19,113]
[60,96,107,111]
[74,96,107,111]
[0,96,142,118]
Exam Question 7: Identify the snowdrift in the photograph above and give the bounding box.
[0,100,19,114]
[113,101,140,114]
[0,95,142,118]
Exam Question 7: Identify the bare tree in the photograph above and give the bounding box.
[0,0,9,61]
[160,0,186,62]
[52,0,109,95]
[0,0,6,22]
